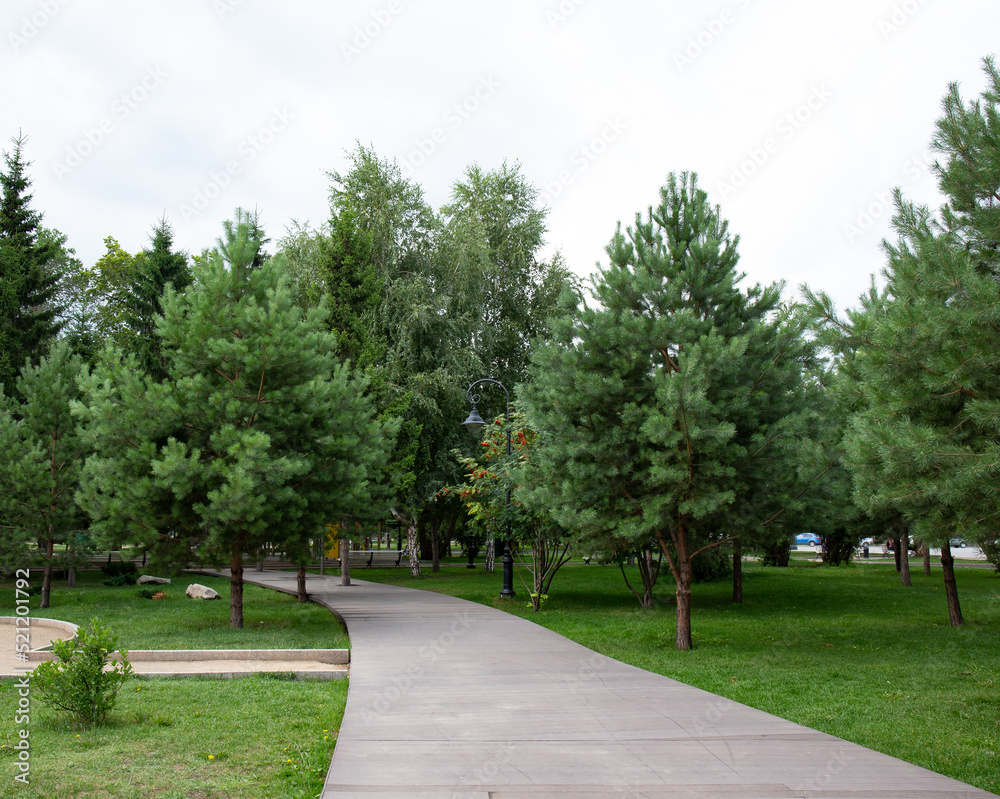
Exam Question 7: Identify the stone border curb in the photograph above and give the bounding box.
[126,648,349,664]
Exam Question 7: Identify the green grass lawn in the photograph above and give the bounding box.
[0,569,349,798]
[0,571,349,651]
[359,557,1000,795]
[0,675,346,799]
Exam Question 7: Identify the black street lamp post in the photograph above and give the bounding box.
[462,378,516,599]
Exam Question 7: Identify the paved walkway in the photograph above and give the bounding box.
[235,570,996,799]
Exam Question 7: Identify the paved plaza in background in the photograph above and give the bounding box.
[228,570,997,799]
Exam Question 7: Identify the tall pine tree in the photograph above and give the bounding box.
[522,173,809,649]
[76,214,395,628]
[838,57,1000,626]
[0,340,88,607]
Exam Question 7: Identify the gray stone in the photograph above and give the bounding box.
[185,583,220,600]
[137,575,171,585]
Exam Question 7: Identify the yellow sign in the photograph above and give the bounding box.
[325,523,340,559]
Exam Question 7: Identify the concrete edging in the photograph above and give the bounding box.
[125,648,349,664]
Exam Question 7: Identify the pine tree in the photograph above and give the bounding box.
[521,173,809,649]
[76,215,395,628]
[841,57,1000,627]
[0,135,62,394]
[0,341,88,607]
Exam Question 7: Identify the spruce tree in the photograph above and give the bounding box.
[521,173,809,649]
[76,215,395,628]
[0,135,62,394]
[129,217,190,377]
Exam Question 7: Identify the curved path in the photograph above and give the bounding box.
[238,570,996,799]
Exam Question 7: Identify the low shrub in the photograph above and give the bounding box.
[31,618,133,726]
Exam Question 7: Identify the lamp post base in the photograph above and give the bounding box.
[500,544,515,598]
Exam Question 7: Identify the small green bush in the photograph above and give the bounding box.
[31,618,133,726]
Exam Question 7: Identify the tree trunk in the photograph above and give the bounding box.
[67,566,75,588]
[923,544,931,576]
[899,527,911,587]
[390,508,421,576]
[484,538,495,572]
[340,537,351,586]
[430,516,441,573]
[40,537,54,609]
[529,536,543,611]
[296,564,307,602]
[230,549,244,629]
[732,538,743,604]
[407,521,420,576]
[889,516,904,574]
[41,562,52,609]
[638,545,659,609]
[940,543,964,627]
[657,524,695,650]
[446,512,458,557]
[675,558,693,651]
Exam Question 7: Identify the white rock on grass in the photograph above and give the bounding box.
[185,583,221,600]
[137,575,171,585]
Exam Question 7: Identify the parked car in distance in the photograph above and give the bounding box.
[795,533,821,546]
[949,537,967,548]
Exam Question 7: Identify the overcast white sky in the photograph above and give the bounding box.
[4,0,999,312]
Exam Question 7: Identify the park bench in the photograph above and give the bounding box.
[333,549,406,568]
